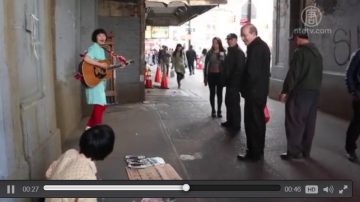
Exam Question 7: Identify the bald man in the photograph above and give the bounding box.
[238,24,271,161]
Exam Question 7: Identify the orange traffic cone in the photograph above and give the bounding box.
[155,66,161,83]
[145,68,153,88]
[160,72,169,89]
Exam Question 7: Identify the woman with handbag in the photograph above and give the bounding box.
[171,44,187,89]
[204,37,226,118]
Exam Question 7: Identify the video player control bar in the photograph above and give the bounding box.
[0,180,352,198]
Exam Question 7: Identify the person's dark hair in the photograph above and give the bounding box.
[211,37,226,52]
[173,44,183,57]
[291,28,309,39]
[91,28,108,43]
[202,48,207,56]
[80,125,115,161]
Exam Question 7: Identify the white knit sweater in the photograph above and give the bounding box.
[45,149,97,202]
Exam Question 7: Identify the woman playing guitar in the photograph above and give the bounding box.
[83,28,110,130]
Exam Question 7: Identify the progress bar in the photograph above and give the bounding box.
[44,184,191,191]
[0,180,352,198]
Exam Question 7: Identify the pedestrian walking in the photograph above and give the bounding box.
[172,44,187,89]
[159,45,171,75]
[186,45,197,75]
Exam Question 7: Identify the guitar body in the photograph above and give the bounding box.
[81,60,111,88]
[78,59,134,88]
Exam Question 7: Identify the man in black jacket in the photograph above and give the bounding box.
[238,24,271,161]
[186,45,197,75]
[345,49,360,162]
[279,29,323,160]
[221,33,246,132]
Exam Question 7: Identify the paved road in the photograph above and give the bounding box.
[64,68,360,202]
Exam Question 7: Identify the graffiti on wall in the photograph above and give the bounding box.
[315,0,337,14]
[333,26,360,66]
[316,0,360,15]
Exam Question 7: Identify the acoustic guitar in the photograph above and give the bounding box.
[80,59,134,88]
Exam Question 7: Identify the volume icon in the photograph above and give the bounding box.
[323,186,334,194]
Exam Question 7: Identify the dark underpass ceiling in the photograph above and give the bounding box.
[145,0,227,26]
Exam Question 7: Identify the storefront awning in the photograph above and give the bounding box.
[145,0,227,26]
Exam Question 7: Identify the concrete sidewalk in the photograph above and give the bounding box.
[64,68,360,202]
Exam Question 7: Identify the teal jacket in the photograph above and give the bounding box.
[282,43,323,94]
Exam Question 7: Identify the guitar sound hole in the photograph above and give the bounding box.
[93,67,106,79]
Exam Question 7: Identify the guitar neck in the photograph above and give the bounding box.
[103,60,134,71]
[106,60,134,70]
[107,64,123,70]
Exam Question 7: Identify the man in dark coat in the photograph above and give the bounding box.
[238,24,271,161]
[279,29,323,160]
[158,45,171,75]
[221,33,246,132]
[345,48,360,162]
[186,45,197,75]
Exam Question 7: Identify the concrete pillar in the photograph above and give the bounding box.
[98,0,145,104]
